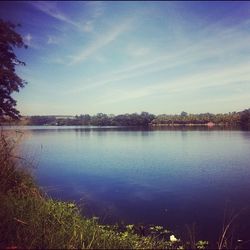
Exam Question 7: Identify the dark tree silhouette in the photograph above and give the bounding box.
[240,109,250,126]
[0,19,27,119]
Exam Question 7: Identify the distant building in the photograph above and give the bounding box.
[207,122,215,127]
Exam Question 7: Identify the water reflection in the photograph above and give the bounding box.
[4,124,250,132]
[4,126,250,242]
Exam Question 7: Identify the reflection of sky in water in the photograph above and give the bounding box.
[9,126,250,241]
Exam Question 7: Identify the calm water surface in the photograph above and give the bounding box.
[7,126,250,241]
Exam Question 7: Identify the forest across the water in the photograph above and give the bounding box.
[2,108,250,127]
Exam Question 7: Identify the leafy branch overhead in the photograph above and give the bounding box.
[0,19,27,119]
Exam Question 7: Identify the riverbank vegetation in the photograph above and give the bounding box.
[2,109,250,128]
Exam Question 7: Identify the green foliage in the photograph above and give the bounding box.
[0,193,188,249]
[26,112,156,126]
[181,111,188,117]
[9,109,249,127]
[0,131,37,196]
[0,19,27,120]
[151,112,241,126]
[240,109,250,126]
[29,116,57,125]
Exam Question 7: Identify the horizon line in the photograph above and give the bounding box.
[20,107,249,117]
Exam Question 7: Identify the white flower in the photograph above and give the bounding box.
[170,234,178,242]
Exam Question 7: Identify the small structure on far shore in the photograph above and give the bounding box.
[207,121,215,127]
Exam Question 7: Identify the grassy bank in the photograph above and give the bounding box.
[0,132,240,249]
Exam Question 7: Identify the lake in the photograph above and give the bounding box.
[6,126,250,242]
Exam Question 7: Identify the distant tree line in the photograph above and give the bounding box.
[156,109,250,127]
[6,109,246,127]
[28,112,156,126]
[151,112,241,126]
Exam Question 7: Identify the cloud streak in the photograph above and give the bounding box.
[68,18,133,65]
[32,2,81,29]
[11,1,250,114]
[66,21,250,95]
[31,1,104,33]
[97,61,250,105]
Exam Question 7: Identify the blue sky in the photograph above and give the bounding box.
[1,1,250,115]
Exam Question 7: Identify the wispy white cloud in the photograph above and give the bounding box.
[68,18,133,65]
[97,62,250,105]
[65,18,250,95]
[86,1,104,18]
[153,63,250,94]
[85,1,105,20]
[14,1,250,115]
[32,1,105,34]
[81,1,105,32]
[92,2,104,18]
[32,2,81,29]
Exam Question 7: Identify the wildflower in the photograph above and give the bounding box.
[170,234,178,242]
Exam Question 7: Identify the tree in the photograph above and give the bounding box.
[240,109,250,126]
[180,111,188,117]
[0,19,27,119]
